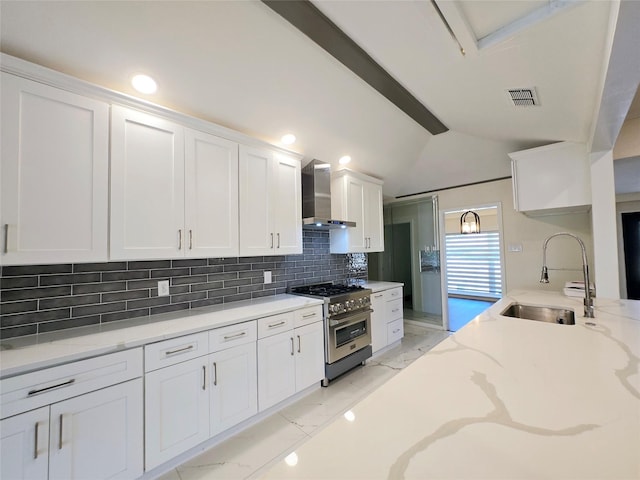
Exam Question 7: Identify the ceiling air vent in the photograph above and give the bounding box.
[507,88,539,106]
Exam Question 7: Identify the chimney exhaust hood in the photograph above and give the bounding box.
[302,159,355,229]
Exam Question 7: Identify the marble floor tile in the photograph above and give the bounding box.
[155,324,449,480]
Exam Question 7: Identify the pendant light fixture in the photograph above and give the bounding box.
[460,211,480,234]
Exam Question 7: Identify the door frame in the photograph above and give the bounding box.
[438,202,506,331]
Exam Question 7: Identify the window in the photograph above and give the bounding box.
[445,232,502,298]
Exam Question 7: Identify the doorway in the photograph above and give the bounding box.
[440,204,505,331]
[621,211,640,300]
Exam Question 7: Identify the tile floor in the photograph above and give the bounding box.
[156,323,450,480]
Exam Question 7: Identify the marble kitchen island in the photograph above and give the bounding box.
[261,290,640,479]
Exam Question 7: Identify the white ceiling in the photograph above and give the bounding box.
[0,0,633,198]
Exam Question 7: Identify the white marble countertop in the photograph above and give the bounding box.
[262,290,640,479]
[360,281,404,293]
[0,294,323,378]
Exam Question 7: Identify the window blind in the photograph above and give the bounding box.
[445,232,502,298]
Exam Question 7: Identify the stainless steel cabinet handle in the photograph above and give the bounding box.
[189,230,193,250]
[290,337,294,356]
[277,233,280,248]
[28,379,75,396]
[374,294,383,299]
[270,233,274,249]
[165,344,194,356]
[302,312,316,318]
[297,335,301,353]
[213,362,218,386]
[268,321,286,328]
[58,414,63,450]
[393,329,400,334]
[392,308,399,313]
[3,224,8,254]
[223,331,246,340]
[178,229,183,250]
[202,365,206,391]
[34,422,39,459]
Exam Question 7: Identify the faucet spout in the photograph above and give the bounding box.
[540,232,594,318]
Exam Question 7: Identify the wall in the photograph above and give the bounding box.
[0,230,367,339]
[434,179,594,294]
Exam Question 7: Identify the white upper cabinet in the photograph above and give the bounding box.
[509,141,592,215]
[239,146,302,256]
[111,106,240,260]
[330,170,384,253]
[185,130,239,257]
[1,73,109,265]
[110,106,185,260]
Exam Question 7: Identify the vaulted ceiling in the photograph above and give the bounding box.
[0,1,636,197]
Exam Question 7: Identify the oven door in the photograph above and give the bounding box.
[326,309,371,364]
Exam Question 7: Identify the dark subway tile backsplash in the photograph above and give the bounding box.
[0,230,367,339]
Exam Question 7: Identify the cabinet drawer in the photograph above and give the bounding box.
[386,298,403,321]
[257,312,294,339]
[294,305,323,328]
[145,332,208,372]
[0,348,143,419]
[209,321,257,352]
[387,318,404,344]
[386,287,402,301]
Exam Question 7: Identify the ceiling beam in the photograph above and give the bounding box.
[262,0,448,135]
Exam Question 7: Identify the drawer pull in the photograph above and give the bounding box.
[165,344,194,356]
[213,362,218,386]
[58,414,63,450]
[223,331,247,340]
[374,294,383,298]
[268,321,286,328]
[392,308,400,313]
[33,422,39,459]
[393,328,401,334]
[202,365,206,391]
[28,378,75,396]
[302,312,316,318]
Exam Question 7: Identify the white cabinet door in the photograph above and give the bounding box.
[257,330,296,411]
[209,342,257,436]
[370,292,387,353]
[365,182,384,252]
[0,407,49,480]
[239,146,302,256]
[272,153,302,255]
[344,176,367,252]
[1,73,109,265]
[294,321,324,392]
[185,130,239,258]
[110,105,185,260]
[145,357,209,470]
[239,145,274,256]
[48,379,143,480]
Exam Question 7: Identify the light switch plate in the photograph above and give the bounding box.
[264,271,272,284]
[508,243,523,252]
[158,280,170,296]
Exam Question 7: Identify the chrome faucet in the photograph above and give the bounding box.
[540,232,595,318]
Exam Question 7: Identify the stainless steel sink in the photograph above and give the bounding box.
[500,303,575,325]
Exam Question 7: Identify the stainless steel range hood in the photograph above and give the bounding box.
[302,160,355,229]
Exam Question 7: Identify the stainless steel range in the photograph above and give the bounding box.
[290,283,372,386]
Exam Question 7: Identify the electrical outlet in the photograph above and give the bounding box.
[158,280,170,296]
[264,271,272,284]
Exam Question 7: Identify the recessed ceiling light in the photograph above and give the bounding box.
[131,74,157,94]
[281,133,296,145]
[339,155,351,165]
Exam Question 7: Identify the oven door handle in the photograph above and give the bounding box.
[329,308,373,327]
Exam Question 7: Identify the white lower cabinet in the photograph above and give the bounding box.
[0,380,143,480]
[1,407,49,480]
[48,380,143,480]
[144,357,209,470]
[257,314,324,411]
[209,340,258,437]
[371,286,404,354]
